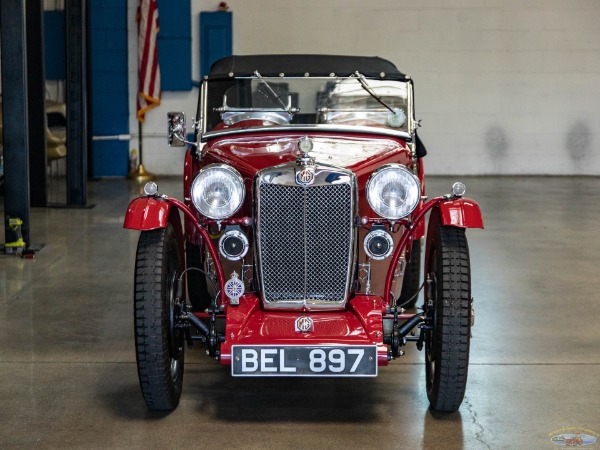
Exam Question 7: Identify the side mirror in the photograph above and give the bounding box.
[167,112,187,147]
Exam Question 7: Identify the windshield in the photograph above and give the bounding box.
[201,77,411,136]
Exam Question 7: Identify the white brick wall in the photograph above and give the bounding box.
[128,0,600,175]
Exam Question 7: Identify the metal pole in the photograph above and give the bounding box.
[1,0,31,249]
[127,103,155,182]
[65,0,88,206]
[126,0,155,183]
[26,0,48,207]
[139,120,143,163]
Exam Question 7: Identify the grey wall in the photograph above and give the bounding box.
[129,0,600,175]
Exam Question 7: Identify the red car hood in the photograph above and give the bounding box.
[202,132,411,179]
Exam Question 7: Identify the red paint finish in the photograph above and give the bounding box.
[220,294,389,366]
[204,132,409,174]
[123,196,171,230]
[439,198,484,229]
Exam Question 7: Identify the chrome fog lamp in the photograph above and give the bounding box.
[219,228,249,261]
[366,164,421,219]
[190,164,245,219]
[364,227,394,260]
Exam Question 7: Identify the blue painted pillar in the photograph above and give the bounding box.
[200,11,232,79]
[89,1,129,177]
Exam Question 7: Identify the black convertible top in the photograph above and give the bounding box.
[208,54,408,80]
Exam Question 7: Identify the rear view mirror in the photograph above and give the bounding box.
[168,112,186,147]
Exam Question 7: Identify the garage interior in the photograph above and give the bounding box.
[1,1,600,449]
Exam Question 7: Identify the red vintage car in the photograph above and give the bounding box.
[124,55,483,412]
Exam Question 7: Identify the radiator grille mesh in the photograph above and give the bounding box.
[258,182,353,304]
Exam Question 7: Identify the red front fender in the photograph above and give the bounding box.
[124,196,172,230]
[124,195,185,274]
[124,195,226,304]
[437,198,484,229]
[383,196,483,306]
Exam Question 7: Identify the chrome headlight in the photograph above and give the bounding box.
[190,164,245,219]
[366,164,420,219]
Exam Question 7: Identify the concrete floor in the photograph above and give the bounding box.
[1,176,599,449]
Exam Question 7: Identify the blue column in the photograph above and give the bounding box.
[90,1,129,177]
[200,11,232,79]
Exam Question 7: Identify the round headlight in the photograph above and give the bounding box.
[366,165,421,219]
[190,164,245,219]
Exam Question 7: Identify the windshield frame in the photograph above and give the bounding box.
[197,76,415,143]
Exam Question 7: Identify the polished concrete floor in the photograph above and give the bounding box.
[1,176,599,449]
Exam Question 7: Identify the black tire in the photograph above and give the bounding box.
[398,239,421,308]
[134,223,184,411]
[425,225,471,413]
[185,242,211,311]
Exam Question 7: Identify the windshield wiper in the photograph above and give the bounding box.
[352,71,396,114]
[253,70,297,115]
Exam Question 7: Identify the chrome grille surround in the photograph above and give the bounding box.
[256,163,356,310]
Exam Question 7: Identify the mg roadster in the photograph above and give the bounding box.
[124,55,483,412]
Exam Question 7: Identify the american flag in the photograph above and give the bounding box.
[137,0,161,123]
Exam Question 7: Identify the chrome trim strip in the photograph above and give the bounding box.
[200,81,208,136]
[202,125,412,142]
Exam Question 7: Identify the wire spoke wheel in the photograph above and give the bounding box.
[134,223,185,411]
[424,225,472,413]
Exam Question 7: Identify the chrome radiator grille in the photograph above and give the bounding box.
[256,168,354,309]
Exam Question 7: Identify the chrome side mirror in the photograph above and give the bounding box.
[168,112,187,147]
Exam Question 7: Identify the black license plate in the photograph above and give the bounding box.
[231,345,378,377]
